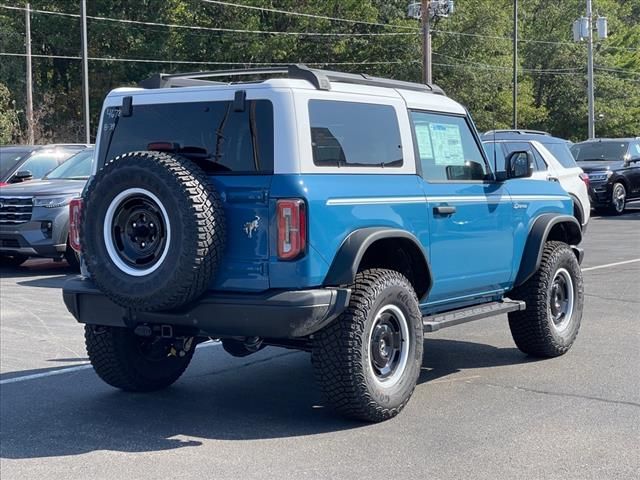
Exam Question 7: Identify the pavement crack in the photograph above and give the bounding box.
[478,381,640,408]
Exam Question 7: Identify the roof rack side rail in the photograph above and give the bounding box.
[138,64,445,95]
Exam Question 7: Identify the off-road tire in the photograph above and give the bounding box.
[85,325,194,392]
[82,151,225,311]
[508,241,583,357]
[312,269,423,422]
[0,253,28,267]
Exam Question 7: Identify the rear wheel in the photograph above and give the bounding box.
[85,325,195,392]
[312,269,423,422]
[508,241,583,357]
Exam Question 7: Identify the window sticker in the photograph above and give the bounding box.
[429,123,465,166]
[414,123,434,160]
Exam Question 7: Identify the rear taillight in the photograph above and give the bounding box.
[69,198,83,252]
[277,199,306,260]
[579,172,590,187]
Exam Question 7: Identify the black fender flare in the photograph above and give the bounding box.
[567,193,585,226]
[323,227,432,300]
[514,214,583,287]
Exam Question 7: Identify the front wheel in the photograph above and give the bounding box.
[508,241,583,357]
[312,269,423,422]
[85,325,195,392]
[609,182,626,215]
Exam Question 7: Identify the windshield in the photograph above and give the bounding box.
[571,142,629,161]
[0,149,33,178]
[44,149,94,180]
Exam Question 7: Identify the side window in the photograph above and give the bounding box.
[632,141,640,159]
[503,142,544,171]
[545,142,578,168]
[410,111,489,181]
[309,100,403,167]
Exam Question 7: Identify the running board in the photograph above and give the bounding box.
[423,299,526,333]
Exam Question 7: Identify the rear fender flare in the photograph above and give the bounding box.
[323,227,432,301]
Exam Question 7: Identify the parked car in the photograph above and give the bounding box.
[0,147,94,268]
[570,138,640,214]
[0,144,90,186]
[63,65,583,423]
[481,130,590,230]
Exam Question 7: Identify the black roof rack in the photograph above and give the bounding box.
[138,64,445,95]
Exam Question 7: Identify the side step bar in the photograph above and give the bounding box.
[423,299,526,333]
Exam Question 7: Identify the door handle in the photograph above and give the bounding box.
[434,205,456,216]
[547,175,559,182]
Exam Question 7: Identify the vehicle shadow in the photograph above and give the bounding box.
[0,259,78,288]
[16,274,73,289]
[0,338,535,459]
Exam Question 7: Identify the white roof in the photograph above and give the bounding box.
[106,78,467,115]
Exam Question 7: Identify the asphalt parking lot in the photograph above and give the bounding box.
[1,207,639,480]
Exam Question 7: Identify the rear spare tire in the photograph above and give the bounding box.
[82,151,225,311]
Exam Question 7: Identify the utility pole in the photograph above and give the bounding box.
[512,0,518,129]
[80,0,90,144]
[573,2,606,139]
[408,1,454,85]
[586,0,595,139]
[25,3,34,144]
[422,0,432,85]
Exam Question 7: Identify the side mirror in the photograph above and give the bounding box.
[507,151,534,179]
[10,170,33,183]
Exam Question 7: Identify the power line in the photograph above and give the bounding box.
[2,4,637,51]
[198,0,417,30]
[0,52,413,66]
[0,5,415,37]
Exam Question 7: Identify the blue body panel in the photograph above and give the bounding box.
[207,173,573,313]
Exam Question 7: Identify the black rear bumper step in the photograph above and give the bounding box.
[423,299,525,333]
[63,277,351,339]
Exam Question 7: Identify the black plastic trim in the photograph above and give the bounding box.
[323,227,432,300]
[62,277,350,339]
[514,214,583,286]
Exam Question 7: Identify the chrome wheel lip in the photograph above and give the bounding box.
[613,184,626,212]
[367,304,410,389]
[549,268,575,333]
[103,188,172,277]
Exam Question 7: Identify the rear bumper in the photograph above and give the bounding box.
[62,277,351,339]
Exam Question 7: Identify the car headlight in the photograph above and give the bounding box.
[587,171,612,182]
[33,195,77,208]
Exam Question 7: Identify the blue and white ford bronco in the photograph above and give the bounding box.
[63,65,584,422]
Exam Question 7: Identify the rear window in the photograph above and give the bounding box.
[544,142,578,168]
[309,100,403,167]
[99,100,274,174]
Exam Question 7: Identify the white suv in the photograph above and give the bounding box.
[482,133,590,230]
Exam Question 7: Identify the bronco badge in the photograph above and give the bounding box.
[244,216,260,239]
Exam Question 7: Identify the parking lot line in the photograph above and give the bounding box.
[582,258,640,272]
[0,341,221,386]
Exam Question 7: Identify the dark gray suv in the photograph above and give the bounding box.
[0,148,94,267]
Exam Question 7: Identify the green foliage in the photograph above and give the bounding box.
[0,83,19,144]
[0,0,637,143]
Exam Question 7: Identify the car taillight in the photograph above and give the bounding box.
[579,172,590,187]
[277,199,306,260]
[69,198,83,252]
